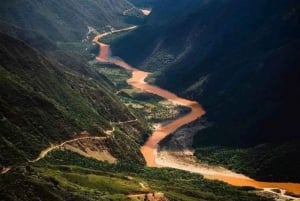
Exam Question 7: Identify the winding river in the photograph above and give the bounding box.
[93,27,300,197]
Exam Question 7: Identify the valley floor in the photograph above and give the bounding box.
[92,26,300,200]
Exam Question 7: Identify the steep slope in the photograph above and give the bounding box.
[0,0,143,42]
[0,20,57,52]
[112,0,300,181]
[0,1,297,200]
[0,150,273,201]
[127,0,154,7]
[111,0,204,68]
[155,0,300,145]
[0,32,146,167]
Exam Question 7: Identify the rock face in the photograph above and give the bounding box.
[159,119,206,151]
[155,119,236,177]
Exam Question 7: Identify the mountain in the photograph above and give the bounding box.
[112,0,300,181]
[0,22,270,201]
[0,0,154,169]
[127,0,154,7]
[0,0,144,42]
[0,29,148,167]
[0,150,272,201]
[111,0,205,70]
[0,0,296,200]
[145,0,204,25]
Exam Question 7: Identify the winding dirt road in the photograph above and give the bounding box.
[29,135,107,163]
[94,27,300,197]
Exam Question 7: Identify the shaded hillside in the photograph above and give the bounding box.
[154,0,300,146]
[0,0,143,42]
[0,21,57,52]
[111,0,204,69]
[146,0,204,25]
[0,32,146,167]
[127,0,154,8]
[112,0,300,181]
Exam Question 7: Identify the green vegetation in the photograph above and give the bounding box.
[0,0,153,168]
[127,0,154,8]
[101,31,134,45]
[112,0,300,182]
[57,40,98,61]
[1,0,299,199]
[95,64,190,127]
[96,64,132,89]
[0,150,271,201]
[194,141,300,182]
[0,0,141,42]
[0,30,147,167]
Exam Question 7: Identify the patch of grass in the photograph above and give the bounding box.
[96,64,131,89]
[37,168,141,194]
[95,64,190,128]
[57,41,97,60]
[24,150,273,201]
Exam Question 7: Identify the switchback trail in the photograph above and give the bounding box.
[94,26,300,197]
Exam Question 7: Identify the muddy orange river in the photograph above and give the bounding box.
[93,28,300,194]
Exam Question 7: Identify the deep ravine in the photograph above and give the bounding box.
[93,26,300,198]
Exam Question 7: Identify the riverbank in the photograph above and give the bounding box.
[93,26,300,198]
